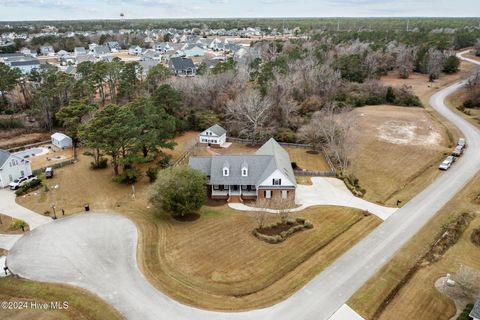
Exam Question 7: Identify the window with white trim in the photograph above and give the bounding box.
[282,190,288,199]
[273,178,281,186]
[264,190,272,199]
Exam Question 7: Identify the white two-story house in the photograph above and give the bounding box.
[0,149,33,188]
[199,124,227,148]
[189,138,297,203]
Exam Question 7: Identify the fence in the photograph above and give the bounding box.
[32,158,76,175]
[172,142,200,167]
[294,169,335,177]
[7,140,51,153]
[226,136,337,174]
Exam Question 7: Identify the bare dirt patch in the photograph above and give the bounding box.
[377,120,442,146]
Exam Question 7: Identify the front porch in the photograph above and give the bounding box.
[211,185,257,202]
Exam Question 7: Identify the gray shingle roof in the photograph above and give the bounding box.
[0,149,11,167]
[169,57,195,71]
[206,124,226,136]
[256,138,296,187]
[471,297,480,319]
[10,60,40,67]
[189,138,296,187]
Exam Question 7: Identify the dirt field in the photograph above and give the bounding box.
[0,277,124,320]
[349,105,450,206]
[349,171,480,320]
[16,151,380,310]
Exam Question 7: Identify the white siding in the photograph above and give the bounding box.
[258,169,295,188]
[199,133,226,145]
[0,155,32,188]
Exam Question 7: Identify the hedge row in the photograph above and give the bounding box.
[15,179,42,196]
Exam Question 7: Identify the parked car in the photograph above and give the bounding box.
[457,138,466,149]
[45,167,54,179]
[439,156,455,171]
[452,146,463,157]
[9,176,28,190]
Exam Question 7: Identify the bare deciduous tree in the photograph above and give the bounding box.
[225,88,273,145]
[425,48,444,80]
[298,103,356,170]
[395,44,417,79]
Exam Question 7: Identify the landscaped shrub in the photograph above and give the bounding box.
[15,179,42,196]
[456,304,473,320]
[90,157,108,170]
[157,153,172,169]
[146,167,158,183]
[10,219,27,231]
[471,228,480,247]
[114,168,141,184]
[339,172,366,197]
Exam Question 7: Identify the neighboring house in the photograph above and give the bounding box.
[189,138,297,202]
[92,45,110,58]
[183,44,205,57]
[471,297,480,320]
[88,43,98,53]
[51,132,73,149]
[169,57,196,76]
[154,42,172,53]
[128,45,143,55]
[74,47,87,56]
[76,54,95,64]
[107,41,120,52]
[199,124,227,147]
[20,47,33,56]
[40,45,55,56]
[0,149,32,188]
[142,49,162,61]
[7,57,41,74]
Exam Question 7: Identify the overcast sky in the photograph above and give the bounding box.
[0,0,479,21]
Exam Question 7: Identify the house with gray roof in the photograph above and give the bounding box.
[0,149,32,188]
[189,138,296,202]
[169,57,196,76]
[199,124,227,147]
[471,297,480,320]
[40,45,55,56]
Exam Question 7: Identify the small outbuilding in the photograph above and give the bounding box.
[51,132,73,149]
[199,124,227,148]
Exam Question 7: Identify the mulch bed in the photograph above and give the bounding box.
[257,221,302,236]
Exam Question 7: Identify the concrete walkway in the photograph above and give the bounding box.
[0,234,22,250]
[0,189,51,230]
[229,177,397,220]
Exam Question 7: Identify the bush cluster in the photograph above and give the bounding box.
[339,172,366,197]
[253,218,313,244]
[114,167,141,184]
[90,157,108,170]
[15,179,42,196]
[471,228,480,247]
[0,118,24,129]
[10,219,27,231]
[456,304,473,320]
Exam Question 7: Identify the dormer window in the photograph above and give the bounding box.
[241,161,248,177]
[223,160,230,176]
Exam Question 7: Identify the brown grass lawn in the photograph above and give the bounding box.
[16,152,381,310]
[0,131,51,150]
[0,277,124,320]
[161,131,200,162]
[349,105,450,206]
[30,147,74,171]
[349,172,480,320]
[0,214,30,234]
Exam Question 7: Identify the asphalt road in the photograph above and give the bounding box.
[7,53,480,320]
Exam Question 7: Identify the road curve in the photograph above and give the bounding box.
[7,53,480,320]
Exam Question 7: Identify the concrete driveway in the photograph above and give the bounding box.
[0,188,51,230]
[229,177,397,220]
